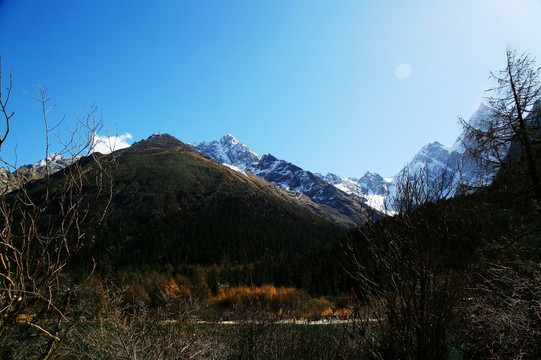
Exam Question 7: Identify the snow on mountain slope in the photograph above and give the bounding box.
[318,172,395,213]
[223,163,249,177]
[398,141,462,192]
[190,112,496,216]
[189,134,260,170]
[253,154,342,205]
[19,103,501,220]
[190,136,371,225]
[191,136,363,206]
[34,153,76,175]
[317,104,500,212]
[451,104,495,154]
[15,153,76,181]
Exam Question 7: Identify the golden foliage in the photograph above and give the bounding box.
[164,276,192,301]
[209,284,336,319]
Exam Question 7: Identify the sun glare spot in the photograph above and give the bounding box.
[395,63,413,80]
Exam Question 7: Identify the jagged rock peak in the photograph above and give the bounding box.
[190,134,260,170]
[360,171,385,182]
[468,103,496,128]
[451,104,499,153]
[357,171,391,197]
[320,173,344,184]
[35,153,64,167]
[220,133,240,145]
[189,135,375,225]
[259,153,279,163]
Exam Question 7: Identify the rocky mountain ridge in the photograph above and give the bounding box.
[191,136,373,224]
[6,104,496,220]
[0,153,76,192]
[189,104,493,214]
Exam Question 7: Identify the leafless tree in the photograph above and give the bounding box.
[456,260,541,359]
[347,166,476,359]
[345,49,541,360]
[453,50,541,358]
[385,165,458,213]
[0,59,114,359]
[460,49,541,206]
[62,281,228,360]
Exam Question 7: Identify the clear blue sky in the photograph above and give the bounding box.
[1,0,540,177]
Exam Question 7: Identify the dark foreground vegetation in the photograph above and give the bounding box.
[0,49,540,359]
[44,281,362,360]
[345,49,541,359]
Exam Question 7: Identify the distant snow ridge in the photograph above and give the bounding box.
[388,103,501,200]
[318,172,392,198]
[36,153,63,168]
[189,136,363,216]
[317,172,395,213]
[252,154,345,205]
[191,134,396,215]
[34,153,76,175]
[190,134,260,170]
[307,104,498,211]
[189,104,505,216]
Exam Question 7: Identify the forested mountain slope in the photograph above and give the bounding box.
[55,133,347,293]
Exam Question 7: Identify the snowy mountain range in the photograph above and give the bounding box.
[0,153,76,192]
[10,104,494,225]
[191,135,396,215]
[190,104,492,216]
[191,137,369,226]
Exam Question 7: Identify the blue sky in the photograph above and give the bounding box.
[1,0,540,177]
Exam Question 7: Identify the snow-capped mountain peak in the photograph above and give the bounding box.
[33,152,77,175]
[190,134,260,170]
[36,153,64,168]
[401,141,457,176]
[189,102,506,221]
[190,137,368,225]
[451,103,497,153]
[220,133,240,146]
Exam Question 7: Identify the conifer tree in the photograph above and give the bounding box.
[460,49,541,205]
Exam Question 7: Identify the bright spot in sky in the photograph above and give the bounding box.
[395,63,413,80]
